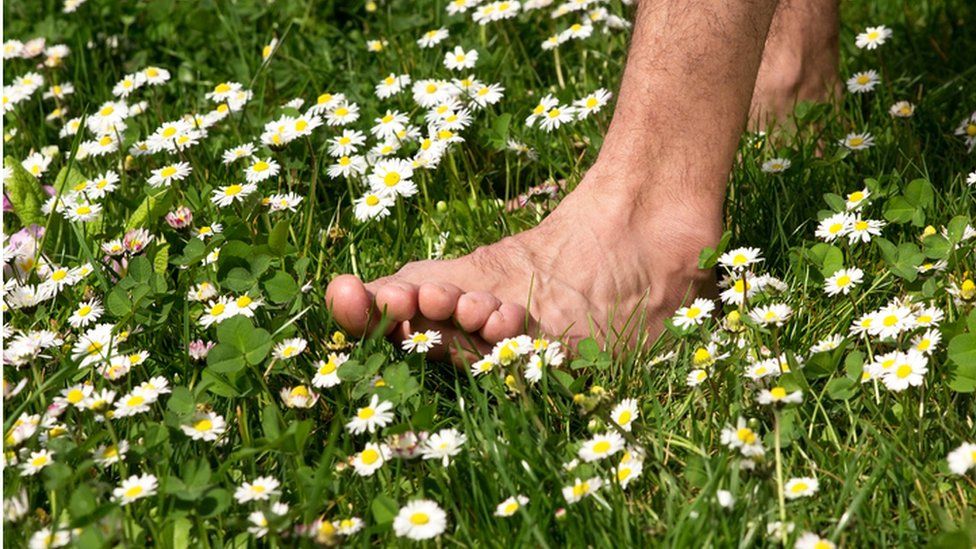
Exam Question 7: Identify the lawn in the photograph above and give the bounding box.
[3,0,976,546]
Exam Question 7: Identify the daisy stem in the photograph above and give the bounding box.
[302,137,319,254]
[773,409,787,546]
[553,48,566,89]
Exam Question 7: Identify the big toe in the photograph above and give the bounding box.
[325,274,383,337]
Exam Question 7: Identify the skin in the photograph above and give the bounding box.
[326,0,839,365]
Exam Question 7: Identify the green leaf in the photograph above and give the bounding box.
[262,405,283,440]
[697,231,732,269]
[216,317,273,366]
[903,178,934,209]
[371,494,399,525]
[826,377,856,400]
[69,484,98,520]
[125,187,173,230]
[205,344,246,374]
[823,193,846,213]
[153,243,170,274]
[922,235,952,259]
[53,164,88,195]
[337,360,366,381]
[223,267,257,293]
[264,271,299,303]
[166,386,196,415]
[3,155,48,226]
[129,256,152,283]
[578,338,600,361]
[946,215,972,243]
[883,196,915,224]
[947,334,976,392]
[268,219,289,256]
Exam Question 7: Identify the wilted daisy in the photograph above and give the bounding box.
[211,182,257,207]
[420,428,467,466]
[562,476,602,504]
[393,499,447,541]
[181,411,226,441]
[720,418,765,457]
[418,28,449,48]
[578,431,625,462]
[954,112,976,151]
[846,70,880,93]
[761,158,791,173]
[484,494,527,520]
[346,394,395,434]
[93,441,129,467]
[280,385,318,408]
[947,442,976,475]
[334,517,365,536]
[672,298,715,329]
[113,473,158,505]
[573,88,611,118]
[794,532,835,549]
[234,476,280,504]
[889,100,915,118]
[352,442,391,476]
[402,330,442,353]
[840,132,875,151]
[783,477,819,499]
[758,386,803,405]
[855,25,892,49]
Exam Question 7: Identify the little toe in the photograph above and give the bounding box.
[418,282,463,321]
[454,291,502,333]
[374,281,419,322]
[479,303,528,343]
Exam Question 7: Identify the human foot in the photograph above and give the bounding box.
[325,161,723,365]
[749,0,840,130]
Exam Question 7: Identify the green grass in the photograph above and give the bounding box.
[3,0,976,547]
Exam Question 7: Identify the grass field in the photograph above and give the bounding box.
[3,0,976,546]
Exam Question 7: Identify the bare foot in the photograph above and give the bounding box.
[749,0,840,130]
[326,161,723,364]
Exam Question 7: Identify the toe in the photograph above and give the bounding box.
[325,274,374,337]
[480,303,527,343]
[454,291,502,333]
[375,281,419,322]
[418,282,463,321]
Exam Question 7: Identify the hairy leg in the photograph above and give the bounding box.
[750,0,840,129]
[327,0,781,364]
